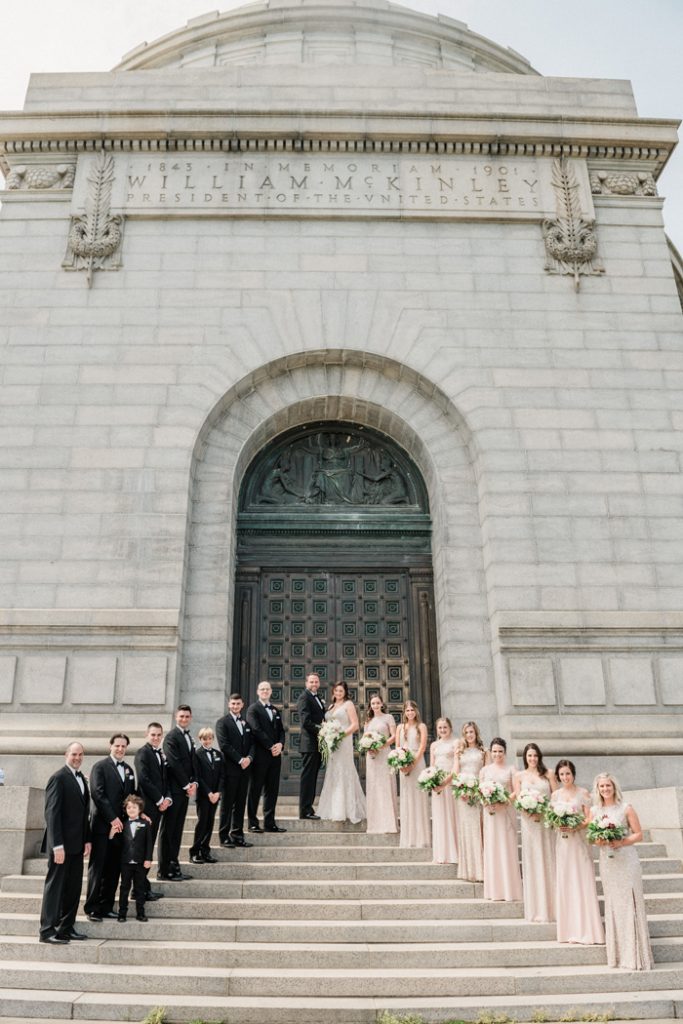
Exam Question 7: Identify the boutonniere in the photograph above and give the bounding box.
[245,726,251,732]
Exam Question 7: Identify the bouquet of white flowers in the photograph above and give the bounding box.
[451,773,480,806]
[387,747,415,774]
[514,788,549,818]
[357,731,386,755]
[417,766,447,792]
[544,800,585,835]
[478,779,510,814]
[318,720,345,766]
[586,813,628,857]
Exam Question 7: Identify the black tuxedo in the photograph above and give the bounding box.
[190,746,224,858]
[215,713,254,842]
[134,742,171,891]
[246,701,285,829]
[39,764,91,940]
[296,688,325,817]
[84,756,136,917]
[159,726,197,876]
[118,818,155,918]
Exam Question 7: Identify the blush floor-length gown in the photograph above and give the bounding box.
[551,788,604,945]
[480,762,522,901]
[317,703,367,824]
[455,746,484,882]
[398,724,430,849]
[363,714,397,834]
[431,737,458,864]
[517,771,556,922]
[595,801,653,970]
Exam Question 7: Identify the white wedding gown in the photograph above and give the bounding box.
[317,703,367,824]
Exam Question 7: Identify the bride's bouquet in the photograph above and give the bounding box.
[544,800,584,836]
[514,787,549,818]
[478,779,510,814]
[357,731,386,756]
[586,813,627,857]
[451,772,480,806]
[318,720,345,766]
[417,766,447,793]
[387,747,415,774]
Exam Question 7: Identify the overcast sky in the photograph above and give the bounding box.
[1,0,681,246]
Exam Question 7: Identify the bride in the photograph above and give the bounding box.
[317,682,367,824]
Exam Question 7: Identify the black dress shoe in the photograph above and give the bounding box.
[172,872,193,881]
[40,934,69,945]
[145,892,163,901]
[231,838,253,848]
[221,840,236,848]
[117,915,127,923]
[136,913,149,922]
[202,854,218,864]
[63,929,88,940]
[300,812,320,820]
[102,911,119,919]
[190,854,206,864]
[156,872,177,881]
[87,913,103,922]
[264,825,287,833]
[248,824,264,833]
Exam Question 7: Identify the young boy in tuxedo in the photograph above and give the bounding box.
[114,795,154,922]
[189,727,224,864]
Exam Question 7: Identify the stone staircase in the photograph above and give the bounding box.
[1,798,683,1023]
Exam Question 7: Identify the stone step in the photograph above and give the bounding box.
[0,892,525,920]
[0,981,681,1021]
[4,909,683,944]
[9,870,683,898]
[1,933,681,969]
[1,959,682,998]
[2,875,481,900]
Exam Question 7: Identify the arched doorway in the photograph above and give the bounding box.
[232,421,440,793]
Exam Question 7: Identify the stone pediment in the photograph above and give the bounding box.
[115,0,538,75]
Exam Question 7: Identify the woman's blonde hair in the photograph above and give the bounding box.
[435,716,453,734]
[401,700,422,730]
[592,772,623,807]
[458,720,484,754]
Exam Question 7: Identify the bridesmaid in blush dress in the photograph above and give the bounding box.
[513,742,557,923]
[453,721,487,882]
[396,700,430,849]
[429,718,458,864]
[552,759,603,946]
[480,737,522,902]
[363,693,398,834]
[590,772,653,971]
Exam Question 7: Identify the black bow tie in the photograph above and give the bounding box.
[75,771,83,778]
[183,729,190,735]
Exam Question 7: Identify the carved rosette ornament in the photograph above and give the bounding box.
[7,164,75,190]
[62,151,124,286]
[590,170,657,197]
[543,158,604,291]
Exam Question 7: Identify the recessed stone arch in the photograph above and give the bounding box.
[178,349,495,735]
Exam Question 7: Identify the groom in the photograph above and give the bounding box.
[297,672,325,820]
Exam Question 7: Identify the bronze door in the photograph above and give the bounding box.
[233,567,438,793]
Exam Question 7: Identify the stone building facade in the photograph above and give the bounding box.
[0,0,681,789]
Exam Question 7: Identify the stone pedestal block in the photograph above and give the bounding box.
[624,785,683,859]
[0,786,44,877]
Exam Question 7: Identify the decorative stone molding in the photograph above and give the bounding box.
[590,169,657,196]
[6,162,75,190]
[543,157,604,290]
[62,151,123,285]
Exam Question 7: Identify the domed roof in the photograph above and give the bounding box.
[116,0,538,75]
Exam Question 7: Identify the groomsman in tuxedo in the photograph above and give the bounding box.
[216,693,255,848]
[297,672,325,820]
[246,681,287,834]
[134,721,172,899]
[39,742,91,944]
[84,733,136,922]
[159,704,197,880]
